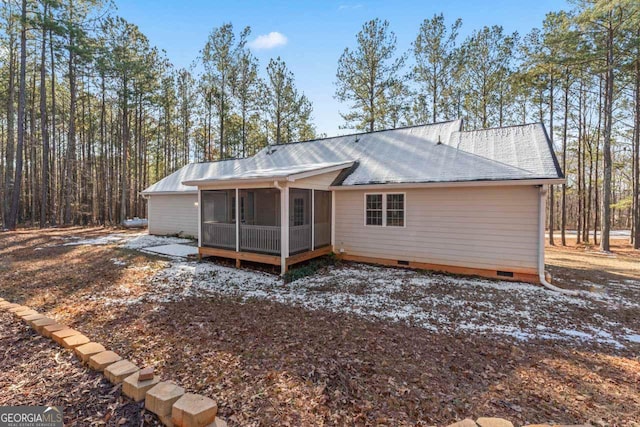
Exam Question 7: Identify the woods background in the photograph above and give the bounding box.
[0,0,638,252]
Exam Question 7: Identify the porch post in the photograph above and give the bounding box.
[197,189,202,248]
[280,185,289,275]
[311,189,315,251]
[331,190,336,249]
[235,188,240,252]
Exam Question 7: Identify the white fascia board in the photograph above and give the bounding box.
[141,190,198,196]
[286,161,355,182]
[330,178,565,191]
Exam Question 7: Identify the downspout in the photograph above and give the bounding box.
[538,185,580,296]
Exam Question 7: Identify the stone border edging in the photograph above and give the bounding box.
[0,297,227,427]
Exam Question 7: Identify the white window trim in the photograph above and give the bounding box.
[363,192,406,228]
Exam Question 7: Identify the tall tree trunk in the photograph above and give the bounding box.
[120,76,129,224]
[7,0,27,230]
[64,0,76,224]
[49,18,57,226]
[634,50,640,249]
[3,15,16,226]
[600,24,614,252]
[561,71,570,246]
[548,76,555,245]
[40,4,50,227]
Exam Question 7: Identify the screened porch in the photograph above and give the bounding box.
[200,188,332,257]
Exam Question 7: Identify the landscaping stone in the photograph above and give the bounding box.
[145,382,185,417]
[74,342,106,363]
[22,313,45,324]
[14,308,38,317]
[448,420,478,427]
[476,418,514,427]
[88,351,122,371]
[0,301,12,309]
[61,334,90,349]
[206,418,227,427]
[42,323,66,338]
[171,393,217,427]
[138,367,155,381]
[8,305,29,313]
[104,360,139,384]
[51,329,81,345]
[122,371,160,402]
[17,311,40,320]
[32,318,57,332]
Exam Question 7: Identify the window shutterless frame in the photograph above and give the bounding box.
[363,192,406,228]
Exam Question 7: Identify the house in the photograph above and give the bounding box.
[141,119,564,283]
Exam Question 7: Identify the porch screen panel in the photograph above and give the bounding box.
[201,190,236,249]
[314,190,332,249]
[240,188,281,255]
[289,189,312,254]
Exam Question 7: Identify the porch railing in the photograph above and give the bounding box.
[240,225,281,255]
[202,222,236,249]
[290,224,312,254]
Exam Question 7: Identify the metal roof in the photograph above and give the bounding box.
[181,161,355,186]
[142,120,564,195]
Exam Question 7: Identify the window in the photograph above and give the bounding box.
[386,194,405,227]
[365,193,405,227]
[365,194,383,226]
[293,197,305,226]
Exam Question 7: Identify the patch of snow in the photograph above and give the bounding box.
[111,258,127,266]
[625,334,640,343]
[121,234,192,250]
[63,234,130,246]
[142,244,197,258]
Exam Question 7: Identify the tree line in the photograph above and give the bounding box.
[0,0,315,228]
[334,1,639,251]
[1,0,639,253]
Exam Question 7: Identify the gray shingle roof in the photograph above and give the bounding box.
[142,120,563,194]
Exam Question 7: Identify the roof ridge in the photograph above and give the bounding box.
[456,122,542,135]
[262,119,463,149]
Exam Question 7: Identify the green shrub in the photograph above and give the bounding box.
[283,252,340,283]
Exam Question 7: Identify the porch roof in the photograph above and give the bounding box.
[182,160,355,187]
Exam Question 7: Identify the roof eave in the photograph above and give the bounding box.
[330,177,566,190]
[141,190,198,196]
[182,161,355,187]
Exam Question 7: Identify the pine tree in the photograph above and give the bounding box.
[335,18,405,132]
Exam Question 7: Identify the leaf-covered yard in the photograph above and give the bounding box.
[0,227,639,426]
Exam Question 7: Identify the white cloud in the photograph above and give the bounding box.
[248,32,288,50]
[338,3,363,10]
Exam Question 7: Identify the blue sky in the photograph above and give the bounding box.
[114,0,570,136]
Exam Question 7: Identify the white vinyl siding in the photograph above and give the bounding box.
[147,193,198,238]
[335,186,539,273]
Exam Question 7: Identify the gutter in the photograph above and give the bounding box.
[538,185,580,296]
[330,178,566,191]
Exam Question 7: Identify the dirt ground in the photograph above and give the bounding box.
[0,227,639,427]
